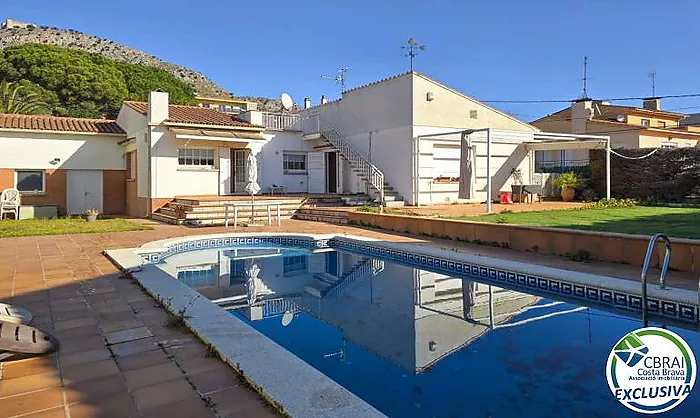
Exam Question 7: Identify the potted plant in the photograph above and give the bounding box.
[86,208,99,222]
[553,172,580,202]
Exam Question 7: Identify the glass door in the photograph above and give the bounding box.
[232,149,248,193]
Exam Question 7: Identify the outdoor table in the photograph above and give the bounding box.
[224,201,283,229]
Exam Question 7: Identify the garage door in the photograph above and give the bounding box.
[67,170,103,214]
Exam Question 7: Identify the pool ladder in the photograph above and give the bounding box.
[640,233,673,327]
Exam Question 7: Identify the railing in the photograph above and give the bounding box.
[640,233,672,327]
[327,258,385,298]
[535,160,591,174]
[302,113,385,206]
[261,112,301,131]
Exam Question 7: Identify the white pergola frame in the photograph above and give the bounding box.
[415,130,611,213]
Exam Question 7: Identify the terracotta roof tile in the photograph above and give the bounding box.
[0,113,124,134]
[123,101,261,128]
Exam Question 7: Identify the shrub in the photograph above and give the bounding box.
[585,198,638,209]
[553,172,580,188]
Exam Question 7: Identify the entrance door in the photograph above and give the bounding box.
[326,152,337,193]
[231,149,248,193]
[67,170,103,214]
[307,152,325,194]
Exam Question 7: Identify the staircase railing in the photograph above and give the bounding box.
[327,258,385,298]
[302,113,385,208]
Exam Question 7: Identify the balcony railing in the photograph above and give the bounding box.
[261,112,301,131]
[535,159,590,174]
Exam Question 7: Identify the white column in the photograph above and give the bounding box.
[606,138,611,200]
[486,128,492,213]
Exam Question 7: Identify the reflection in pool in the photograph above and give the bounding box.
[157,246,700,418]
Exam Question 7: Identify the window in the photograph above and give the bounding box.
[178,148,215,167]
[283,254,308,275]
[641,119,650,127]
[15,170,44,194]
[469,109,478,119]
[658,121,666,128]
[202,102,210,108]
[660,142,678,149]
[283,152,307,174]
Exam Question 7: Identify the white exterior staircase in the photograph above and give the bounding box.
[302,114,405,207]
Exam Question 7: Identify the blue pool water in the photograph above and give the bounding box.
[157,245,700,418]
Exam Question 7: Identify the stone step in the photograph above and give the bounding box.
[384,200,406,208]
[150,212,181,225]
[293,213,349,225]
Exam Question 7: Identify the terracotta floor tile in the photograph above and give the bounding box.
[0,356,58,380]
[0,387,64,417]
[52,325,101,341]
[104,327,152,345]
[0,370,62,397]
[68,392,140,418]
[58,335,105,354]
[99,319,144,334]
[53,317,97,331]
[175,355,223,376]
[123,361,183,390]
[187,368,239,395]
[61,359,119,385]
[19,405,67,417]
[132,378,198,410]
[108,336,161,358]
[115,349,171,373]
[140,397,215,418]
[64,374,129,404]
[59,348,112,368]
[208,385,276,418]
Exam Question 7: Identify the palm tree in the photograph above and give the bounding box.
[0,81,48,114]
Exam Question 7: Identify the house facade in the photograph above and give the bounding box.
[532,98,700,169]
[0,113,127,215]
[194,96,258,114]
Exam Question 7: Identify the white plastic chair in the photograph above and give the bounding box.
[0,188,20,220]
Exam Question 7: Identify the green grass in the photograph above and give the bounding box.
[454,206,700,239]
[0,218,152,238]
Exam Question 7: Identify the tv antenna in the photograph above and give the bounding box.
[321,67,349,94]
[648,71,656,97]
[402,38,426,72]
[582,56,589,98]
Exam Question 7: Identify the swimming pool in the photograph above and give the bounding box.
[144,236,699,418]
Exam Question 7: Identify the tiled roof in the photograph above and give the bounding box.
[0,113,124,134]
[124,101,261,128]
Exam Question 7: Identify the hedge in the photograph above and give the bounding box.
[590,148,700,202]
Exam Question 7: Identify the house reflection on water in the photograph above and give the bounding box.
[158,247,559,373]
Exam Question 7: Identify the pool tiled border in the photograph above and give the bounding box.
[105,232,699,418]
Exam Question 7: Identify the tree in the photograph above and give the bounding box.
[0,80,48,114]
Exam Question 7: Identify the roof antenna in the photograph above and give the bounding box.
[321,67,349,96]
[402,38,426,72]
[648,71,656,97]
[582,56,588,99]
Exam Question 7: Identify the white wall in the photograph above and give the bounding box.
[258,131,315,193]
[0,131,125,170]
[117,106,150,197]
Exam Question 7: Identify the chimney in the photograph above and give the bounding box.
[304,97,311,109]
[643,98,660,111]
[571,98,593,134]
[321,95,328,105]
[148,91,169,124]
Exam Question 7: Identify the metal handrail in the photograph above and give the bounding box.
[301,114,385,207]
[640,233,672,326]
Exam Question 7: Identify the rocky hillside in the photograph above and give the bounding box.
[0,22,292,111]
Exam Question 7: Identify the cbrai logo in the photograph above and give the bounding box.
[606,327,696,414]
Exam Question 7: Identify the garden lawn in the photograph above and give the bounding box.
[0,218,152,238]
[456,206,700,239]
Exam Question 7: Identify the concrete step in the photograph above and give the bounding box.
[180,215,294,227]
[384,200,406,208]
[150,212,181,225]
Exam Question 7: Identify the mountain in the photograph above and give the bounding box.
[0,20,291,112]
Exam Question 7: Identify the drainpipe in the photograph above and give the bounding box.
[605,137,611,199]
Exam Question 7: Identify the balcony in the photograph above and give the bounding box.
[261,112,301,131]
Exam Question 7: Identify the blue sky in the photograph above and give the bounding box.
[4,0,700,120]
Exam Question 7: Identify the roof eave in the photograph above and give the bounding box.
[0,127,126,136]
[162,121,264,131]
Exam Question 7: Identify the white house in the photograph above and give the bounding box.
[0,71,610,220]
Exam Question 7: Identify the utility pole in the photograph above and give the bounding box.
[402,38,426,72]
[321,67,349,96]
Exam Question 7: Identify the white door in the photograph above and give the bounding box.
[219,147,231,196]
[307,152,325,194]
[67,170,103,214]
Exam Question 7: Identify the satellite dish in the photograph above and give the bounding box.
[616,114,625,122]
[281,310,294,326]
[281,93,293,111]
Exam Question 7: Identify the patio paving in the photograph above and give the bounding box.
[0,218,696,418]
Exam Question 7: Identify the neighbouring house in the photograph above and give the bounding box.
[0,113,127,215]
[532,98,700,170]
[194,96,257,114]
[1,19,36,30]
[0,71,609,220]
